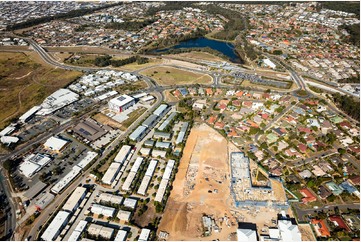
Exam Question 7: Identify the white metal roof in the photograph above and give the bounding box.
[38,89,79,115]
[76,151,97,170]
[153,104,168,116]
[62,187,87,212]
[121,172,136,191]
[1,136,19,144]
[116,210,131,222]
[0,125,15,136]
[90,204,115,217]
[123,198,137,209]
[163,159,175,180]
[19,105,41,122]
[154,179,168,202]
[278,219,302,241]
[68,230,82,241]
[145,159,158,177]
[114,145,132,164]
[130,157,143,173]
[44,136,68,151]
[99,193,123,205]
[139,228,151,241]
[109,95,134,108]
[41,211,70,241]
[237,229,257,241]
[51,169,80,194]
[129,125,147,141]
[114,230,128,241]
[137,176,151,196]
[101,162,121,185]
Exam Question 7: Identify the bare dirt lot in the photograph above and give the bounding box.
[158,123,237,241]
[140,66,212,86]
[165,51,225,62]
[298,223,317,241]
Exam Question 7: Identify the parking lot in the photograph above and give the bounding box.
[17,119,58,142]
[54,98,94,119]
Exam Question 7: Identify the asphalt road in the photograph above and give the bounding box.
[293,203,360,221]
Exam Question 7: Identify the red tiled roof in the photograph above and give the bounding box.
[300,188,317,203]
[208,116,217,125]
[329,216,350,232]
[311,219,331,237]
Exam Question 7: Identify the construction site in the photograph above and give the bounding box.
[157,123,237,240]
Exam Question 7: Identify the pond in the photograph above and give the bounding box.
[153,37,243,63]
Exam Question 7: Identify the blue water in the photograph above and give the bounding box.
[154,37,243,63]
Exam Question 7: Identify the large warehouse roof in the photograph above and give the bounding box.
[62,187,87,212]
[44,136,68,152]
[114,145,132,164]
[41,211,70,241]
[51,168,80,194]
[102,162,121,185]
[109,95,134,108]
[37,89,79,115]
[19,105,41,123]
[76,151,97,170]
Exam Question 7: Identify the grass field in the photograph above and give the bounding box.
[114,80,148,94]
[0,52,82,129]
[140,66,212,86]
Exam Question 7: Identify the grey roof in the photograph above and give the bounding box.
[144,140,155,147]
[129,125,147,141]
[153,131,171,139]
[158,112,177,131]
[155,141,171,149]
[153,104,168,116]
[176,122,189,144]
[142,114,159,128]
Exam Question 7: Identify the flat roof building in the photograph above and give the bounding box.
[44,136,68,152]
[155,141,171,149]
[142,114,159,128]
[68,220,88,241]
[237,229,257,241]
[117,210,132,222]
[153,132,171,140]
[88,224,114,240]
[114,145,132,164]
[139,228,151,241]
[37,89,79,115]
[76,151,97,170]
[19,153,51,178]
[63,187,87,213]
[24,181,47,200]
[153,104,168,117]
[158,112,177,131]
[109,95,135,112]
[123,198,137,210]
[121,172,136,191]
[152,149,167,158]
[51,168,80,194]
[176,122,189,144]
[19,105,41,123]
[129,125,147,142]
[99,193,123,205]
[41,211,70,241]
[102,162,122,185]
[114,230,128,241]
[73,119,107,141]
[90,204,115,217]
[35,192,54,210]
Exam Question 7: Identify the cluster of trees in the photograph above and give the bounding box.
[145,2,193,16]
[199,4,248,41]
[154,46,228,60]
[332,93,360,121]
[338,75,360,84]
[343,24,360,47]
[6,3,121,30]
[94,55,149,67]
[105,18,157,31]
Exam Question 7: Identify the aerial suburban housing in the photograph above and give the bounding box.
[0,1,359,242]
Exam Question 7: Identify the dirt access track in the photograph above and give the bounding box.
[158,123,237,240]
